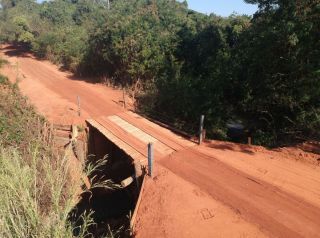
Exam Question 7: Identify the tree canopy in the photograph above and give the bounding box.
[0,0,319,146]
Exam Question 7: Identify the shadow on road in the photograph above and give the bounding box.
[206,141,255,155]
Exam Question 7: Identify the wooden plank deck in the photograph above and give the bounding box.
[86,112,195,166]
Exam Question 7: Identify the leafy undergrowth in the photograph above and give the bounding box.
[0,65,109,237]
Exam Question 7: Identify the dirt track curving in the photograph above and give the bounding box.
[0,44,129,124]
[1,44,320,238]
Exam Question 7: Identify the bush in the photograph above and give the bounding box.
[0,75,9,85]
[0,78,43,150]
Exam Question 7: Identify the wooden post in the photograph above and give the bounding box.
[77,96,81,117]
[123,88,126,109]
[248,137,252,145]
[199,115,205,145]
[148,143,154,177]
[71,124,78,141]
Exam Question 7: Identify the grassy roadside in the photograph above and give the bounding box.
[0,60,94,237]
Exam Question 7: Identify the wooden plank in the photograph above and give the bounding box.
[130,175,147,232]
[119,112,191,150]
[53,124,72,131]
[86,119,146,163]
[97,117,149,157]
[108,115,174,157]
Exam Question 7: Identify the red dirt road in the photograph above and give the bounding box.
[1,45,320,238]
[159,147,320,237]
[0,44,130,124]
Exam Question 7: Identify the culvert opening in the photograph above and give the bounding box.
[68,124,144,237]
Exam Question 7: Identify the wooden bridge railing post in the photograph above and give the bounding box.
[123,88,126,109]
[77,96,81,117]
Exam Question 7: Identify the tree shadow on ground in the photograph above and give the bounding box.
[1,44,105,85]
[3,44,32,58]
[206,141,255,155]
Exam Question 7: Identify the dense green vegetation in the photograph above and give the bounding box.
[0,0,319,146]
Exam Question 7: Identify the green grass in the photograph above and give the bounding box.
[0,58,8,68]
[0,146,93,238]
[0,74,8,84]
[0,61,95,237]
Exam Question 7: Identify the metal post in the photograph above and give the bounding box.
[148,143,154,177]
[202,129,206,141]
[199,115,205,145]
[77,96,81,117]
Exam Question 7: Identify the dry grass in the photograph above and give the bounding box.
[0,146,95,237]
[0,66,92,237]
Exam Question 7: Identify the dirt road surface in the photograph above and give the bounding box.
[0,44,129,124]
[1,45,320,238]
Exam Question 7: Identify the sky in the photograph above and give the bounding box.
[179,0,258,16]
[36,0,258,17]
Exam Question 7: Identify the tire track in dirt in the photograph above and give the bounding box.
[159,148,320,238]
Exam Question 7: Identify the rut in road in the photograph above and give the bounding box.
[159,147,320,238]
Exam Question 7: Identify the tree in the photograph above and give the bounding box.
[232,0,320,145]
[1,0,318,146]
